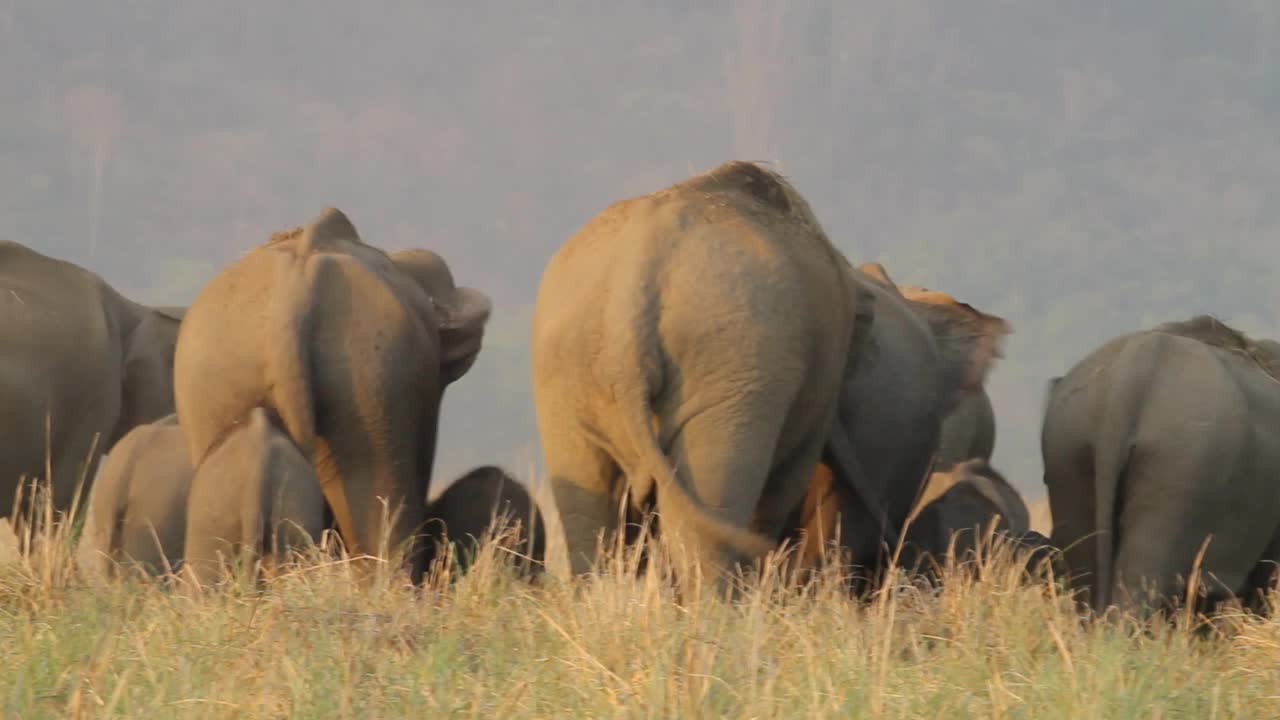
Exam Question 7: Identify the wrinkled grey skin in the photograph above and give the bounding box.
[783,265,1011,576]
[424,465,546,574]
[183,407,325,587]
[903,458,1031,562]
[0,241,183,538]
[79,414,190,579]
[531,161,872,587]
[174,208,490,585]
[933,389,996,471]
[1043,315,1280,615]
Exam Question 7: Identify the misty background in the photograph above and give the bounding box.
[4,1,1279,501]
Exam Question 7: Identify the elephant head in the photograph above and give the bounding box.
[903,458,1032,565]
[389,249,492,385]
[897,285,1012,419]
[113,305,185,445]
[424,465,547,574]
[810,266,1012,572]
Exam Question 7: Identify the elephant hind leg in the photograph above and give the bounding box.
[1241,526,1280,614]
[657,395,795,588]
[541,419,622,576]
[752,423,840,583]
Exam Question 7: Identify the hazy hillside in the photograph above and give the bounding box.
[5,1,1279,496]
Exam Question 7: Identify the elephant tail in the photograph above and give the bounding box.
[614,383,779,563]
[1092,415,1133,614]
[267,254,321,456]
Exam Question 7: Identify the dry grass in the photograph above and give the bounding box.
[2,501,1279,720]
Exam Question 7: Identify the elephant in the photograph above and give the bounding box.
[531,161,875,587]
[781,263,1011,581]
[902,458,1032,564]
[78,414,190,579]
[183,407,326,587]
[932,388,996,471]
[0,241,183,539]
[173,208,491,585]
[1042,315,1280,615]
[423,465,546,574]
[907,278,1000,476]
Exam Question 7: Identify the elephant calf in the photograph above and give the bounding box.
[79,414,191,579]
[425,465,546,574]
[183,407,326,586]
[903,458,1033,567]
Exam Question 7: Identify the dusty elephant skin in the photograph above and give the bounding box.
[183,408,325,587]
[531,160,870,586]
[424,465,546,574]
[173,208,491,585]
[0,241,183,536]
[79,414,190,579]
[902,458,1034,568]
[1043,315,1280,615]
[783,264,1011,578]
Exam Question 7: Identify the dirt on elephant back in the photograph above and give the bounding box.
[666,160,832,240]
[1155,314,1280,383]
[266,224,305,246]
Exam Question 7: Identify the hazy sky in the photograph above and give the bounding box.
[6,2,1279,498]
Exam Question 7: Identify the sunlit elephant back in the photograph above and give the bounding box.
[0,240,183,534]
[172,208,491,585]
[1043,315,1280,615]
[531,160,873,588]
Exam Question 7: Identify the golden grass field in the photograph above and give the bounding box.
[1,485,1278,719]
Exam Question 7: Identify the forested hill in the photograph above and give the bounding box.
[4,1,1279,497]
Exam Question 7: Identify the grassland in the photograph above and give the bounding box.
[1,496,1278,719]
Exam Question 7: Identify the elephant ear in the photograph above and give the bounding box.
[437,286,492,385]
[388,248,493,385]
[954,458,1029,534]
[901,288,1012,417]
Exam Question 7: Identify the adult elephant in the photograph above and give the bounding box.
[782,263,1011,577]
[0,240,183,536]
[424,465,546,574]
[173,208,491,585]
[531,161,875,585]
[1043,315,1280,615]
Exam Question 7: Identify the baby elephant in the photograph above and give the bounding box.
[183,407,326,586]
[424,465,546,574]
[904,458,1033,567]
[80,414,191,579]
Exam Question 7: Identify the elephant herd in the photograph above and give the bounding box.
[2,159,1278,617]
